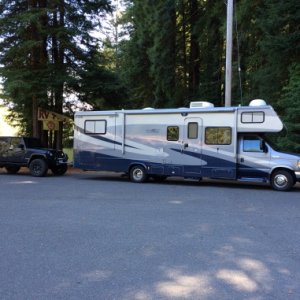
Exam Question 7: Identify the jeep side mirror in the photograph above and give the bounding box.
[18,144,25,150]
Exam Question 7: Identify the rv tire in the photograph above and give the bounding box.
[271,170,294,191]
[130,165,148,183]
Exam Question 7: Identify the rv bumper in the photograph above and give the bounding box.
[295,171,300,182]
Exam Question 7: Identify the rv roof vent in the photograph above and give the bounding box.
[249,99,267,106]
[190,101,214,108]
[143,107,154,110]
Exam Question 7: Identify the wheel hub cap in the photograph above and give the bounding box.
[275,175,287,187]
[133,170,142,180]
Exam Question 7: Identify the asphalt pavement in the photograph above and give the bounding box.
[0,168,300,300]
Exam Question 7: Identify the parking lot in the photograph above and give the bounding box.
[0,169,300,299]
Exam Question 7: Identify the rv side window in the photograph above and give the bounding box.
[241,112,265,123]
[85,120,107,134]
[167,126,179,141]
[243,136,264,152]
[188,122,198,139]
[205,127,232,145]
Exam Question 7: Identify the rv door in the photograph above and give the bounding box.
[182,118,203,176]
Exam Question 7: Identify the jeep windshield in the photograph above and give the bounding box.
[23,138,43,148]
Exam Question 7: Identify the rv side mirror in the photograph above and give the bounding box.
[260,140,268,153]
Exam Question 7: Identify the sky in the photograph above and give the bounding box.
[0,106,18,136]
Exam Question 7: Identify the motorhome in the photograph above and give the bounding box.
[73,100,300,191]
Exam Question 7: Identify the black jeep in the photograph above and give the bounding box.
[0,137,68,177]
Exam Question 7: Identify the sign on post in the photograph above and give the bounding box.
[38,108,69,131]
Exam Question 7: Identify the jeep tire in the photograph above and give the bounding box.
[29,158,48,177]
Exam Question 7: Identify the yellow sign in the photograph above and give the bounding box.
[42,119,60,131]
[38,108,70,131]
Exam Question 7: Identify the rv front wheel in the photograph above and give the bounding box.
[130,165,148,183]
[271,170,294,191]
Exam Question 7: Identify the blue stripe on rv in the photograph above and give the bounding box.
[74,150,269,180]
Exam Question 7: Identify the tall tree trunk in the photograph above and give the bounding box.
[51,0,65,149]
[39,0,49,146]
[180,0,188,99]
[28,0,39,137]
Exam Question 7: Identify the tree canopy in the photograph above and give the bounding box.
[0,0,114,147]
[117,0,299,150]
[0,0,299,150]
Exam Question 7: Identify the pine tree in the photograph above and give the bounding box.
[147,0,176,107]
[195,1,225,106]
[0,0,49,137]
[278,64,300,151]
[117,0,299,149]
[0,0,111,148]
[117,0,156,108]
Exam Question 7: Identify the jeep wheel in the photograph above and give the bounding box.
[5,166,21,174]
[51,164,68,176]
[29,159,48,177]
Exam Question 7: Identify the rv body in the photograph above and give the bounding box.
[73,101,300,191]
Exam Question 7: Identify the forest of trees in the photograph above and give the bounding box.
[0,0,299,150]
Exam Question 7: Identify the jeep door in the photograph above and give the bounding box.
[6,137,26,164]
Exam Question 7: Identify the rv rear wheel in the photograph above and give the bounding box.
[271,170,294,191]
[130,165,148,183]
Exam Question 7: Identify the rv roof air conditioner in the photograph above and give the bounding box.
[249,99,267,106]
[189,101,214,108]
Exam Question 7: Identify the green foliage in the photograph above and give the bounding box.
[116,0,299,151]
[74,49,128,110]
[277,64,300,152]
[147,0,176,107]
[0,0,299,151]
[117,1,156,108]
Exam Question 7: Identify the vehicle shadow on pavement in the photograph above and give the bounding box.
[74,171,300,192]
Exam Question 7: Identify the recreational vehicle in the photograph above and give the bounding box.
[73,100,300,191]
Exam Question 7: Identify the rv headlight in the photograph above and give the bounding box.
[297,160,300,169]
